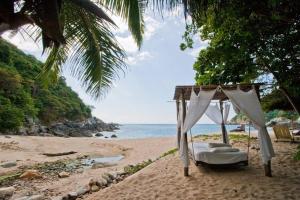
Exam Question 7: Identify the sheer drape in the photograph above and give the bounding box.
[222,88,275,164]
[205,103,230,143]
[179,89,216,167]
[205,104,230,124]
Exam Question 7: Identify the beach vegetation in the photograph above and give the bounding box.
[294,145,300,161]
[124,159,153,175]
[159,148,178,158]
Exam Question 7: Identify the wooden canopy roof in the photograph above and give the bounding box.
[173,84,262,101]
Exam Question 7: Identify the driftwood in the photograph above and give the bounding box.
[42,151,77,157]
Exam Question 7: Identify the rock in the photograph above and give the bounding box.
[4,135,11,138]
[27,195,46,200]
[91,185,100,192]
[88,178,97,187]
[18,127,28,135]
[96,178,107,187]
[20,170,42,179]
[110,172,119,179]
[0,186,15,200]
[13,196,47,200]
[51,197,63,200]
[111,134,117,138]
[95,133,103,137]
[58,171,70,178]
[91,163,116,169]
[39,126,49,133]
[104,172,114,180]
[28,125,41,135]
[102,173,112,183]
[67,192,77,200]
[1,161,17,168]
[104,136,108,138]
[76,186,90,196]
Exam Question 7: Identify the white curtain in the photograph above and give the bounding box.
[205,103,230,143]
[206,104,223,124]
[179,88,216,167]
[177,102,182,148]
[224,104,230,123]
[222,87,275,164]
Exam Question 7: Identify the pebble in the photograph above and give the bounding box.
[20,170,42,179]
[58,172,70,178]
[91,185,100,192]
[0,186,15,200]
[0,161,17,168]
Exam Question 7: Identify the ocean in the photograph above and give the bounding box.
[99,124,250,139]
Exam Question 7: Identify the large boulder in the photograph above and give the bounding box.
[0,187,15,200]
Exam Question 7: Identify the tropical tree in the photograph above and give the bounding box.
[0,0,147,98]
[180,0,300,114]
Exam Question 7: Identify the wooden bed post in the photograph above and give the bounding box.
[181,90,188,176]
[220,101,228,144]
[176,100,181,148]
[264,160,272,177]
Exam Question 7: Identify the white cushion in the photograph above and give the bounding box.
[210,147,240,153]
[208,143,232,148]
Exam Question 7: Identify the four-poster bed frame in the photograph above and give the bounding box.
[173,84,272,177]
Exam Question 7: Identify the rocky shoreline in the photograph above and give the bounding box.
[1,117,119,137]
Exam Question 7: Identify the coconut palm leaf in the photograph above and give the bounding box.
[42,1,125,98]
[101,0,145,48]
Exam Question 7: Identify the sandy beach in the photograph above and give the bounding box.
[1,134,300,199]
[0,135,176,198]
[86,136,300,200]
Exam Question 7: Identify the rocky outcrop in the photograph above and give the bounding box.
[1,117,119,137]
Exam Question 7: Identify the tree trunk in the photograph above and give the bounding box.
[279,86,300,115]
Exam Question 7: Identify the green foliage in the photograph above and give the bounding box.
[265,110,299,122]
[159,148,178,158]
[0,39,91,131]
[124,159,153,175]
[0,104,24,132]
[262,90,294,111]
[230,113,250,124]
[294,145,300,161]
[181,0,300,113]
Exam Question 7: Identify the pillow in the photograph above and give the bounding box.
[210,147,240,153]
[208,143,232,148]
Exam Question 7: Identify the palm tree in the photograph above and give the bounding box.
[0,0,194,98]
[0,0,147,98]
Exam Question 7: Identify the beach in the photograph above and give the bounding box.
[86,136,300,200]
[0,135,176,198]
[1,133,300,199]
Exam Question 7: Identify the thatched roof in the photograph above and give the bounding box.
[173,84,262,101]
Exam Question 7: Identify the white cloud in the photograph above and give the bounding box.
[116,35,139,53]
[144,15,162,40]
[126,51,152,65]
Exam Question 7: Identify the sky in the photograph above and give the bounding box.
[2,9,235,124]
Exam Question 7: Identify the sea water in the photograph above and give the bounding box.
[98,124,251,139]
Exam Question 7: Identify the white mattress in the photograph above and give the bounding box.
[188,142,248,165]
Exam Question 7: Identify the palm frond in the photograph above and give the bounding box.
[101,0,145,48]
[70,0,116,25]
[62,2,125,98]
